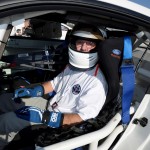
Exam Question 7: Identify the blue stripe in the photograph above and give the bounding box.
[123,36,132,59]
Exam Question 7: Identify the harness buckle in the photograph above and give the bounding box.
[122,59,133,66]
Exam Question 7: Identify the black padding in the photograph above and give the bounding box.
[98,36,136,105]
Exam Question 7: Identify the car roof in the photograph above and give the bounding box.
[0,0,149,34]
[0,1,149,31]
[0,0,150,16]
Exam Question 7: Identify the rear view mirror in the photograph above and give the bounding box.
[29,19,62,39]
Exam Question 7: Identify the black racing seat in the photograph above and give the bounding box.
[98,38,123,106]
[99,31,136,106]
[97,33,136,123]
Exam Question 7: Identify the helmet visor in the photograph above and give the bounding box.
[69,35,99,53]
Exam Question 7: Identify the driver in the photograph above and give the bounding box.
[0,23,108,148]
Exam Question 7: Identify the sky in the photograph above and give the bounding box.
[129,0,150,9]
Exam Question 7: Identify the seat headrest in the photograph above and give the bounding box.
[98,36,136,105]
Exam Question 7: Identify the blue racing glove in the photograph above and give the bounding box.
[15,106,63,128]
[14,85,44,99]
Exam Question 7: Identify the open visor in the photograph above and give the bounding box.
[69,35,100,53]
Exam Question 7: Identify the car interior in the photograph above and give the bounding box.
[0,9,139,93]
[0,4,150,149]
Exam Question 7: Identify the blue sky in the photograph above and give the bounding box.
[129,0,150,9]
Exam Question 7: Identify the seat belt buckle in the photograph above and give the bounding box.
[122,58,134,66]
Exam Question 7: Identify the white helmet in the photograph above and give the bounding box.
[68,24,105,69]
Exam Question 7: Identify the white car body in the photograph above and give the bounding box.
[0,0,150,150]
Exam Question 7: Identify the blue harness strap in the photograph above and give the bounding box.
[121,36,135,124]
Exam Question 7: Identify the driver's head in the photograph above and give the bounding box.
[68,23,105,69]
[76,39,96,52]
